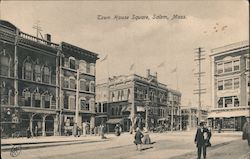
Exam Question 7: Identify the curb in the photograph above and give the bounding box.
[1,138,110,152]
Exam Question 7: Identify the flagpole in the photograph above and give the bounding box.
[176,64,179,91]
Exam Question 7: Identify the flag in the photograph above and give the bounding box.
[100,54,108,62]
[171,67,177,73]
[157,61,165,68]
[129,63,134,71]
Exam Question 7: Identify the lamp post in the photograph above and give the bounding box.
[145,94,150,132]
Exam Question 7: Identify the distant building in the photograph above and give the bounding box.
[181,106,208,130]
[0,20,98,137]
[96,69,181,132]
[208,40,249,131]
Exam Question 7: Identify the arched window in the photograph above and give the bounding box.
[69,96,76,110]
[24,61,32,80]
[23,89,31,107]
[80,98,89,111]
[69,57,76,69]
[42,91,50,108]
[43,66,50,83]
[90,63,95,75]
[69,76,76,89]
[0,50,10,76]
[80,79,86,91]
[33,88,41,108]
[34,64,41,82]
[79,60,87,73]
[89,81,95,92]
[64,77,69,88]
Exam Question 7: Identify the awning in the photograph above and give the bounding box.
[208,110,250,118]
[95,115,108,118]
[157,118,169,122]
[137,106,145,112]
[106,118,123,124]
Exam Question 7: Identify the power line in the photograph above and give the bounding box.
[193,47,206,125]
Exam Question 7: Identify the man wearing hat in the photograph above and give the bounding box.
[194,120,209,159]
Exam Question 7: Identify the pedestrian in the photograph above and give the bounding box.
[26,127,31,138]
[217,123,221,133]
[94,126,98,136]
[100,124,106,139]
[242,118,250,146]
[34,126,38,137]
[194,121,209,159]
[134,127,144,151]
[115,124,121,136]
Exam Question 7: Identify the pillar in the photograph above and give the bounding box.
[42,116,46,136]
[90,115,95,130]
[29,115,33,136]
[54,114,59,136]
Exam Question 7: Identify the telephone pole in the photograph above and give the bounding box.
[32,20,43,40]
[194,47,206,125]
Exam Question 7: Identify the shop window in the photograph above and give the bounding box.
[217,63,223,74]
[224,79,232,90]
[43,66,50,83]
[234,78,239,89]
[225,97,233,107]
[24,62,32,80]
[224,61,232,73]
[0,51,10,76]
[69,57,76,69]
[218,80,223,90]
[233,60,240,71]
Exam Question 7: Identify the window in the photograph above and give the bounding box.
[34,92,41,107]
[0,52,10,76]
[218,80,223,90]
[246,57,249,70]
[79,60,87,73]
[103,103,107,112]
[217,63,223,74]
[69,77,76,89]
[24,62,32,80]
[69,57,76,69]
[98,103,102,113]
[218,98,223,108]
[64,78,69,88]
[23,90,31,106]
[64,95,69,109]
[224,61,232,73]
[34,64,41,82]
[80,79,86,91]
[224,97,233,107]
[43,66,50,83]
[86,63,90,74]
[234,97,239,107]
[44,94,50,108]
[233,60,240,71]
[234,78,239,89]
[224,79,232,90]
[80,99,89,111]
[89,81,95,92]
[69,96,75,110]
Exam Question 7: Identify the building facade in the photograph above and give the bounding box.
[0,20,98,137]
[208,40,249,131]
[181,106,208,131]
[96,69,181,132]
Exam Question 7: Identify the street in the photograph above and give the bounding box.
[1,131,249,159]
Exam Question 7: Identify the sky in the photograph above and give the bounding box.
[1,0,249,107]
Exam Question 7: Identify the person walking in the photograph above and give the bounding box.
[134,127,144,151]
[194,121,209,159]
[242,118,250,146]
[26,127,31,138]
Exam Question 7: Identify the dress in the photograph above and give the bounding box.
[134,131,144,145]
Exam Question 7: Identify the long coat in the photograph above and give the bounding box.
[194,127,208,147]
[134,131,144,145]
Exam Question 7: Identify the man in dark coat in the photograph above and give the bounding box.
[194,121,209,159]
[134,127,144,151]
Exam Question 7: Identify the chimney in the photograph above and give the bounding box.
[146,69,150,77]
[44,33,51,41]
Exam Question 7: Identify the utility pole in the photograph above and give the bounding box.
[32,20,43,40]
[75,69,80,126]
[194,47,206,125]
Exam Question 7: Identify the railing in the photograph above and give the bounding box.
[211,40,249,54]
[19,32,59,48]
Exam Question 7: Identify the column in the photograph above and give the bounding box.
[54,114,59,136]
[29,114,33,136]
[42,116,46,136]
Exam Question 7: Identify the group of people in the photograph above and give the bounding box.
[26,126,38,138]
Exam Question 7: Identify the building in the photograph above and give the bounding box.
[208,40,249,131]
[96,69,181,132]
[0,20,98,137]
[181,106,208,130]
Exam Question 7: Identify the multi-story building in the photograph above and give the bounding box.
[208,40,249,131]
[181,106,208,130]
[0,20,98,137]
[96,69,181,132]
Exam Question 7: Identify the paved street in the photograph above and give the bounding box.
[1,131,249,159]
